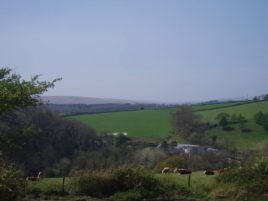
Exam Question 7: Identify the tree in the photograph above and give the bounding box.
[216,112,230,127]
[237,114,246,122]
[219,117,228,127]
[254,112,265,125]
[254,112,268,131]
[58,158,71,195]
[0,67,61,114]
[171,105,201,138]
[231,114,238,123]
[0,67,60,200]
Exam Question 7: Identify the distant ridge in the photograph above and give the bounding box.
[41,96,147,105]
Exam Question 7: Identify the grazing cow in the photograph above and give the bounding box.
[26,171,42,181]
[174,168,192,175]
[204,170,214,175]
[173,168,179,173]
[161,167,170,174]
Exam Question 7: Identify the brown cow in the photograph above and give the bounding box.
[174,168,192,175]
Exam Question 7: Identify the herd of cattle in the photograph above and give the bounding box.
[161,167,228,175]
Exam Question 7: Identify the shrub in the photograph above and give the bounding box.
[71,171,116,197]
[216,161,268,195]
[153,156,186,173]
[0,159,24,201]
[254,112,268,131]
[71,167,171,199]
[114,133,130,146]
[222,126,234,131]
[134,147,167,169]
[254,112,265,125]
[112,167,163,198]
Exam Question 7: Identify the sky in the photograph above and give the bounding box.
[0,0,267,103]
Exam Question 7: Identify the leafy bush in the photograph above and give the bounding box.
[255,112,265,125]
[153,155,186,173]
[112,167,163,198]
[0,159,24,201]
[134,147,167,169]
[254,112,268,131]
[71,171,116,197]
[71,167,175,199]
[216,158,268,195]
[222,126,234,131]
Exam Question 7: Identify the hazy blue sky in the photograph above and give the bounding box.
[0,0,267,103]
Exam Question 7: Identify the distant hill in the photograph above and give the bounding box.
[41,96,145,105]
[41,96,177,115]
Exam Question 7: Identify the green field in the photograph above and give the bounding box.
[68,109,172,138]
[196,101,268,121]
[68,101,268,149]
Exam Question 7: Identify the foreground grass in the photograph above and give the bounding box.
[27,172,215,197]
[25,172,268,201]
[156,171,216,188]
[26,177,72,195]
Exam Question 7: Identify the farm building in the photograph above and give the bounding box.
[157,143,220,155]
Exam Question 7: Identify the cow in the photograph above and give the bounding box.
[174,168,192,175]
[161,167,170,174]
[26,171,42,181]
[204,170,214,175]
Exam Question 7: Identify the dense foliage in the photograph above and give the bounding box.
[171,105,217,144]
[216,157,268,197]
[0,157,24,201]
[0,107,99,175]
[0,67,61,200]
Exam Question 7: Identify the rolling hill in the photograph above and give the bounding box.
[67,100,268,150]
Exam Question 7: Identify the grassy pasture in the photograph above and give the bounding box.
[196,100,268,122]
[27,172,216,197]
[67,101,251,137]
[68,109,171,138]
[26,177,72,195]
[156,171,216,188]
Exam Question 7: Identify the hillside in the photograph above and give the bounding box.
[67,101,268,150]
